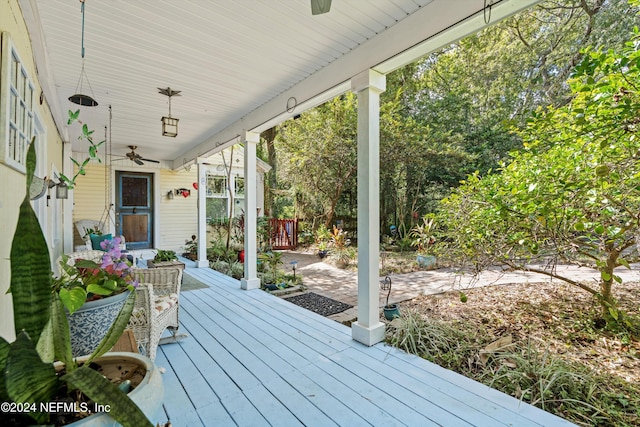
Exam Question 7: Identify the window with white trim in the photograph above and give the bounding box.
[205,172,247,221]
[1,32,35,173]
[206,173,228,222]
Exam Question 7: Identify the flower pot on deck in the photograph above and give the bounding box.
[63,352,164,426]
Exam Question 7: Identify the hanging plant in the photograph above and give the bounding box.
[59,109,104,189]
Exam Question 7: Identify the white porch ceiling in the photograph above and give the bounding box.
[21,0,539,170]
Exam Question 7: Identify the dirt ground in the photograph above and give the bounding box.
[401,280,640,384]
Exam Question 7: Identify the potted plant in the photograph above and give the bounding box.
[381,276,400,320]
[409,214,437,269]
[54,237,138,357]
[0,140,159,426]
[258,251,286,290]
[314,224,331,259]
[148,249,184,270]
[328,226,356,269]
[182,235,198,261]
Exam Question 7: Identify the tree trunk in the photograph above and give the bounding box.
[261,127,277,216]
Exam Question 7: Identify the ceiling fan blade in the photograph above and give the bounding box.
[140,158,160,164]
[134,158,144,166]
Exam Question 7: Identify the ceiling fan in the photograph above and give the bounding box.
[125,145,160,165]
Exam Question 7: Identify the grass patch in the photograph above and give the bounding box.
[386,307,640,427]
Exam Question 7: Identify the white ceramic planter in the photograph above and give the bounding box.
[68,352,164,426]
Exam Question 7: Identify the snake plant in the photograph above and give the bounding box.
[0,139,151,426]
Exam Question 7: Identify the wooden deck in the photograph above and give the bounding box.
[156,267,575,427]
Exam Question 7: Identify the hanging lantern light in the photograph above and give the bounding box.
[159,87,181,137]
[56,181,69,199]
[69,0,98,107]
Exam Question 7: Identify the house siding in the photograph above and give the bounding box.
[0,0,65,341]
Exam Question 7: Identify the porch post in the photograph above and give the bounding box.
[195,159,209,268]
[351,69,386,346]
[241,131,261,290]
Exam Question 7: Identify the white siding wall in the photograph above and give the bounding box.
[157,168,198,253]
[0,0,65,341]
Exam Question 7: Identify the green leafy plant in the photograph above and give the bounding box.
[59,109,104,189]
[437,22,640,329]
[409,214,437,255]
[328,226,356,267]
[54,237,138,314]
[154,249,178,262]
[0,140,151,427]
[182,236,197,261]
[258,251,284,283]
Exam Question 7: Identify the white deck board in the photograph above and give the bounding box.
[156,267,576,427]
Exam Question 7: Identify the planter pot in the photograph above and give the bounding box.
[238,249,245,263]
[317,250,328,259]
[383,304,400,320]
[64,352,164,426]
[147,260,185,270]
[68,290,130,357]
[416,254,436,269]
[335,259,349,269]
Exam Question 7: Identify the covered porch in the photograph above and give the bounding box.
[3,0,544,348]
[155,265,573,426]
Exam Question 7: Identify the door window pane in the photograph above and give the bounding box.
[122,176,149,207]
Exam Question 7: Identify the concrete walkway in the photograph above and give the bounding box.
[279,250,640,323]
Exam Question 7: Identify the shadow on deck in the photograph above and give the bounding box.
[155,266,574,426]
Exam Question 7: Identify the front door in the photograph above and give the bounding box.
[116,171,153,249]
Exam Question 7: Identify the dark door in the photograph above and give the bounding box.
[116,171,153,249]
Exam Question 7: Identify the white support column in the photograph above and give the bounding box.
[195,160,209,268]
[241,131,261,290]
[351,69,386,346]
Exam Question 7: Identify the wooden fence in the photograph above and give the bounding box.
[268,218,298,250]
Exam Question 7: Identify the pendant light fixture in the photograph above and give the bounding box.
[159,87,181,137]
[311,0,332,15]
[69,0,98,107]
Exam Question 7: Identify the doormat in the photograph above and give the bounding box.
[181,274,209,291]
[283,292,353,317]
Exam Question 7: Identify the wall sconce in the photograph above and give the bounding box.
[167,190,174,200]
[159,87,181,137]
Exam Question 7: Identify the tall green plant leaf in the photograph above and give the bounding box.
[5,332,58,425]
[62,365,152,427]
[35,315,55,363]
[0,337,10,400]
[87,291,135,362]
[10,140,51,345]
[51,295,73,370]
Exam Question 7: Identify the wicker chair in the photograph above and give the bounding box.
[60,250,106,265]
[130,268,183,360]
